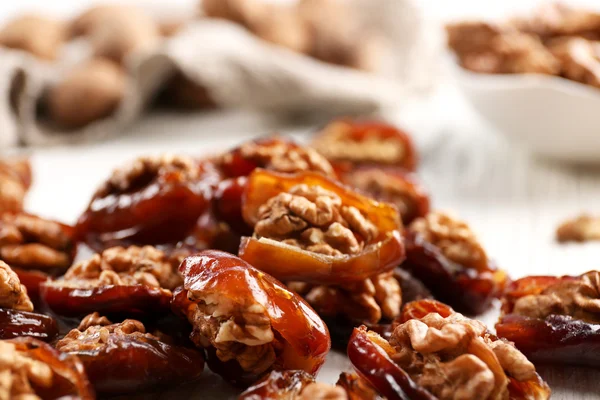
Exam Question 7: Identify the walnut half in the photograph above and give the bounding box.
[255,184,378,257]
[389,307,539,400]
[59,245,182,291]
[556,214,600,242]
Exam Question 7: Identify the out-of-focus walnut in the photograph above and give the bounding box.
[291,271,401,324]
[202,0,311,54]
[0,14,66,60]
[557,214,600,242]
[512,271,600,323]
[255,184,378,257]
[46,58,126,129]
[0,213,73,273]
[0,340,54,399]
[447,21,560,75]
[0,158,31,215]
[512,3,600,40]
[389,308,539,400]
[71,4,160,63]
[547,38,600,88]
[56,314,155,353]
[236,140,335,178]
[60,245,181,290]
[0,260,33,312]
[298,382,348,400]
[99,154,201,197]
[298,0,382,71]
[409,211,488,271]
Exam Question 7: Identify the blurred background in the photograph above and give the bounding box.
[1,0,600,283]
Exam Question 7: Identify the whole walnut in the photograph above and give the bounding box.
[298,0,382,71]
[47,58,126,129]
[202,0,310,54]
[0,14,66,60]
[71,5,160,64]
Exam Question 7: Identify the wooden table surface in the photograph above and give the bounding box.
[23,95,600,398]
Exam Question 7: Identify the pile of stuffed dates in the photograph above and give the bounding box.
[2,118,594,399]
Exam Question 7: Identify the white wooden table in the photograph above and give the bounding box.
[21,83,600,398]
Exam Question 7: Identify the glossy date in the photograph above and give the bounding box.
[172,250,330,385]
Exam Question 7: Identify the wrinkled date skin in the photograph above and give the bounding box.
[239,169,405,285]
[6,337,95,399]
[212,176,253,237]
[40,283,172,319]
[61,330,205,394]
[0,308,58,341]
[339,166,430,225]
[311,119,418,171]
[239,370,315,399]
[75,158,220,251]
[172,250,331,385]
[402,230,507,315]
[496,274,600,366]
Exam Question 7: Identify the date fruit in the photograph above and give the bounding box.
[239,169,405,285]
[402,212,508,315]
[348,300,551,400]
[172,250,330,386]
[56,314,204,394]
[496,271,600,366]
[311,119,417,171]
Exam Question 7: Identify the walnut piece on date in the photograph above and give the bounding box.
[547,37,600,88]
[512,3,600,39]
[446,21,560,75]
[290,271,401,324]
[556,214,600,242]
[0,213,73,273]
[512,271,600,323]
[409,211,488,271]
[56,314,156,353]
[98,154,202,197]
[60,245,182,291]
[311,120,414,169]
[0,260,33,312]
[0,340,54,399]
[255,183,378,257]
[188,290,278,375]
[389,307,538,399]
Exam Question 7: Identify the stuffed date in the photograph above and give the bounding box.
[347,300,550,400]
[56,312,204,394]
[401,211,508,315]
[172,250,330,386]
[239,169,405,285]
[0,261,57,341]
[75,155,220,251]
[496,271,600,366]
[0,336,94,399]
[41,246,179,318]
[311,119,417,171]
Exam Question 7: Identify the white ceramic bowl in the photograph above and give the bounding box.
[454,66,600,163]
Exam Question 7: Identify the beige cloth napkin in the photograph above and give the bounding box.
[0,0,442,148]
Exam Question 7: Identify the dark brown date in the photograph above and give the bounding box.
[0,307,58,341]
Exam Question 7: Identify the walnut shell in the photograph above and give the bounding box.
[47,59,126,129]
[71,5,160,64]
[0,14,66,60]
